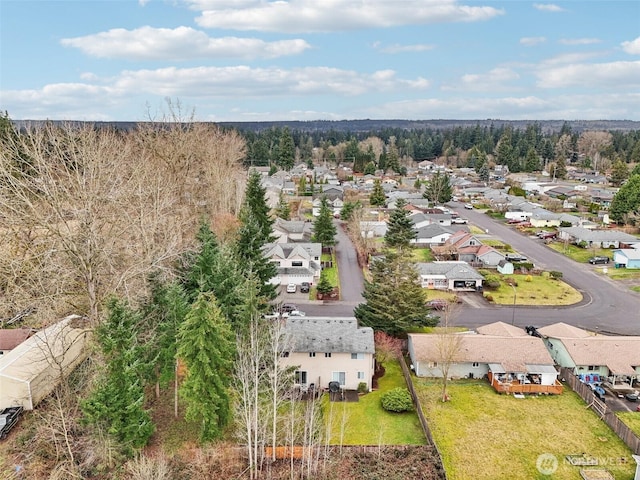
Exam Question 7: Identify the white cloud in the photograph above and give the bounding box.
[622,36,640,55]
[536,61,640,89]
[533,3,565,12]
[558,38,601,46]
[374,42,435,54]
[61,26,310,60]
[193,0,504,33]
[520,37,546,47]
[541,51,604,66]
[445,67,520,92]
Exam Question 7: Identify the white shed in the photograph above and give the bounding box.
[0,315,91,410]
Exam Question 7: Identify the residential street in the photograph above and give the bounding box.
[305,206,640,335]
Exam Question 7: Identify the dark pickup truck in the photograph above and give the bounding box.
[0,406,23,440]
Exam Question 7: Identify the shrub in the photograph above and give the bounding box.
[483,274,501,289]
[549,270,563,279]
[357,382,368,394]
[380,388,413,413]
[484,294,494,302]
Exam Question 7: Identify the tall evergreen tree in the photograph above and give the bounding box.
[244,170,274,243]
[423,171,452,204]
[524,147,541,172]
[82,297,155,453]
[236,209,278,301]
[369,179,386,207]
[478,162,490,182]
[278,127,295,170]
[275,191,291,220]
[611,174,640,223]
[354,250,437,336]
[610,159,629,187]
[312,197,337,246]
[385,199,416,249]
[178,292,235,442]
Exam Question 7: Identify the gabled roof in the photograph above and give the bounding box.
[613,249,640,260]
[263,243,321,260]
[477,322,528,337]
[537,322,591,338]
[560,227,638,243]
[284,317,374,354]
[415,224,454,239]
[416,261,483,280]
[409,334,555,372]
[558,337,640,375]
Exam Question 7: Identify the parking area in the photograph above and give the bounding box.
[603,390,640,412]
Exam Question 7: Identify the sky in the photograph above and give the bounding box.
[1,0,639,122]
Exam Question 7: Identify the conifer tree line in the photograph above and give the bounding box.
[238,119,640,175]
[0,114,325,475]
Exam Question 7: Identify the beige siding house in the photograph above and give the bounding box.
[0,315,91,410]
[280,317,375,392]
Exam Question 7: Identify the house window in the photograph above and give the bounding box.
[357,371,365,380]
[428,362,438,368]
[587,365,597,371]
[472,362,479,368]
[281,351,290,358]
[309,352,316,358]
[295,371,307,385]
[292,261,303,267]
[351,353,364,360]
[325,352,332,358]
[332,371,346,386]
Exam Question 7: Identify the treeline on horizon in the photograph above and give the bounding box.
[9,116,640,175]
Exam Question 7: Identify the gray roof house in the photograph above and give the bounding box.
[263,243,321,285]
[411,224,456,246]
[280,317,376,392]
[273,218,314,243]
[416,261,483,291]
[558,227,639,248]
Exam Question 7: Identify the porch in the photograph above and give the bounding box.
[488,371,564,395]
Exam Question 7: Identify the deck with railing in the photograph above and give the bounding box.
[488,372,563,395]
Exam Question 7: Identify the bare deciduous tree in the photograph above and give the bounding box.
[434,302,463,402]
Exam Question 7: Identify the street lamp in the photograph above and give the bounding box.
[510,283,517,325]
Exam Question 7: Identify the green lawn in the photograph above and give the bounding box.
[321,251,339,289]
[412,247,435,262]
[484,274,582,305]
[323,361,425,446]
[617,412,640,437]
[547,242,613,264]
[415,379,635,480]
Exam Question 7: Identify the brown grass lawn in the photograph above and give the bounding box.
[415,379,635,480]
[484,274,582,306]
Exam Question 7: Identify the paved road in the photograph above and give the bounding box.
[299,204,640,335]
[452,203,640,335]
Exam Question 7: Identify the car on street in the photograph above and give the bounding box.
[300,282,310,293]
[505,253,528,263]
[589,256,610,265]
[286,283,297,293]
[426,299,449,310]
[288,310,306,317]
[625,392,639,402]
[280,303,297,313]
[464,203,473,210]
[452,217,468,224]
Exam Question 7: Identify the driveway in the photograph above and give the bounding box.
[449,203,640,335]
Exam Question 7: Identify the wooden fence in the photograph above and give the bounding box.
[399,355,448,479]
[560,367,640,455]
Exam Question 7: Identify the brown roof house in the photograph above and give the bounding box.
[408,322,562,394]
[538,323,640,390]
[0,328,33,355]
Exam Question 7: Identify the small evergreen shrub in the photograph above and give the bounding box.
[549,270,563,279]
[357,382,368,394]
[381,388,413,413]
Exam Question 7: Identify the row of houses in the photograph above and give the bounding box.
[407,321,640,395]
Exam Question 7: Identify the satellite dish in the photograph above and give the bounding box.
[328,381,340,393]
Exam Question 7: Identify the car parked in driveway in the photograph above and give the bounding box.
[300,282,310,293]
[286,283,297,293]
[426,299,449,310]
[589,256,610,264]
[464,203,473,210]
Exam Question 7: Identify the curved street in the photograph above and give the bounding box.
[304,209,640,335]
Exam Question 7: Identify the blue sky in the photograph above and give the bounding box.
[1,0,639,122]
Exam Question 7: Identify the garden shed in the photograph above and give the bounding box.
[0,315,91,410]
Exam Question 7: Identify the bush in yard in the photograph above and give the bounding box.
[483,274,501,289]
[550,270,563,279]
[381,388,413,413]
[357,382,368,394]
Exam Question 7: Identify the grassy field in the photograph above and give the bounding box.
[547,242,613,264]
[323,361,425,446]
[617,412,640,437]
[412,247,435,262]
[484,274,582,305]
[321,251,339,287]
[415,379,635,480]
